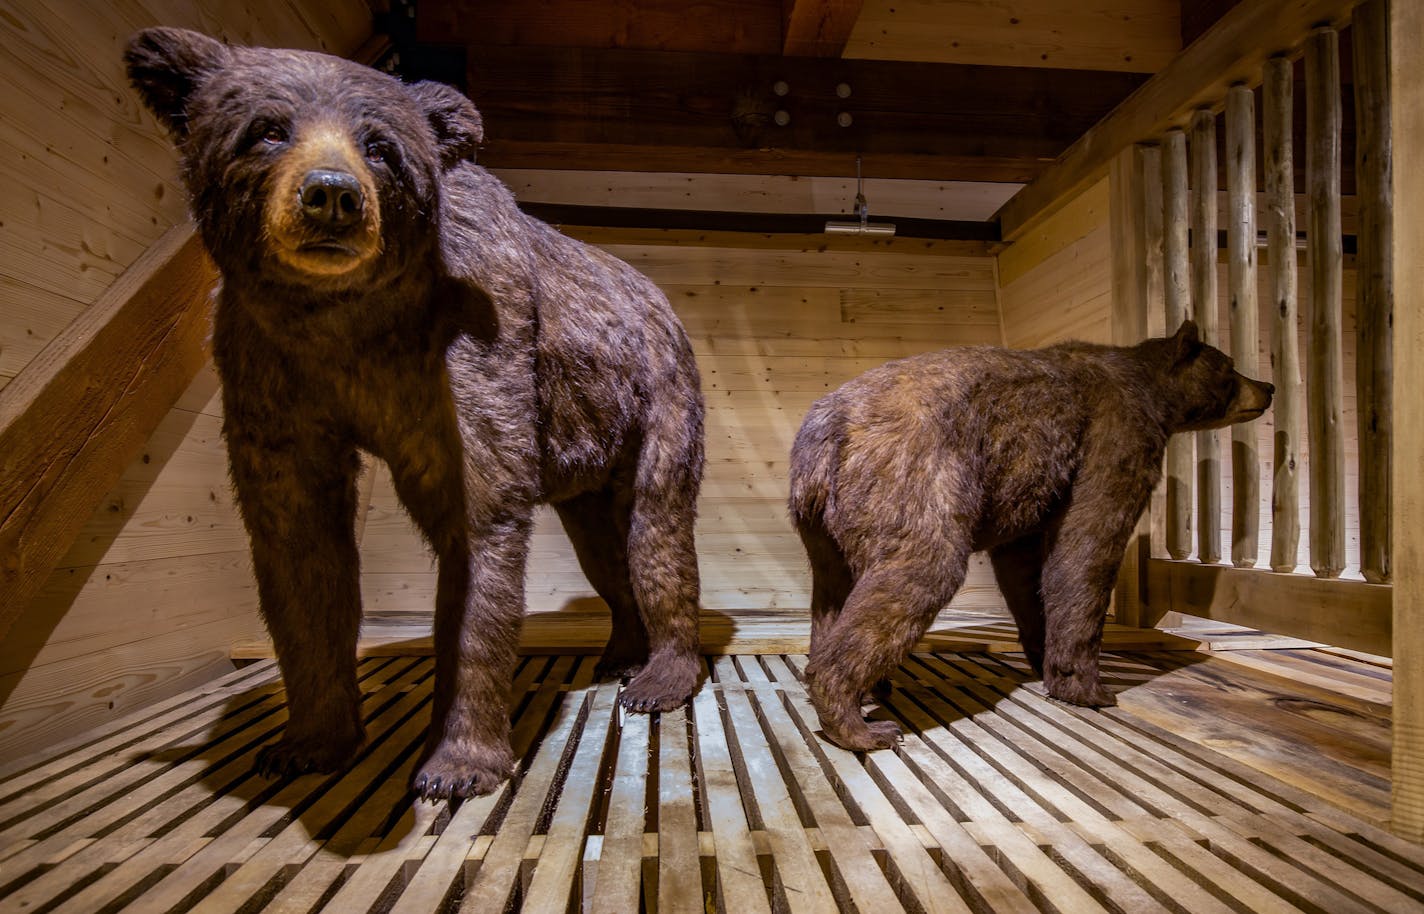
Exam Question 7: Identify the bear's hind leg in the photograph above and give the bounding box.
[619,437,703,713]
[554,486,651,679]
[807,549,968,751]
[797,519,854,658]
[228,433,365,779]
[989,533,1047,678]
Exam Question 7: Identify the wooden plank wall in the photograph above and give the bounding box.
[997,178,1114,347]
[0,2,371,762]
[359,232,1011,622]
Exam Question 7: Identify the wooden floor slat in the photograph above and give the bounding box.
[1,648,1421,913]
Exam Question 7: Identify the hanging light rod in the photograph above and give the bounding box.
[825,156,896,236]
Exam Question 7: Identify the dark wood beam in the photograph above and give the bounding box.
[781,0,865,57]
[0,227,216,640]
[463,46,1146,181]
[417,0,785,54]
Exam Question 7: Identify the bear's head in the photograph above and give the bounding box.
[126,27,482,294]
[1157,320,1274,432]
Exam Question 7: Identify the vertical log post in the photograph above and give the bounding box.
[1226,83,1260,568]
[1306,27,1346,579]
[1392,0,1424,841]
[1264,56,1302,573]
[1355,0,1393,584]
[1162,129,1194,560]
[1190,108,1222,564]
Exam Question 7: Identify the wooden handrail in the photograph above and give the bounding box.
[1147,558,1391,656]
[995,0,1365,242]
[0,225,216,639]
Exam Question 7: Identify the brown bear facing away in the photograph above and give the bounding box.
[789,321,1273,751]
[126,29,704,799]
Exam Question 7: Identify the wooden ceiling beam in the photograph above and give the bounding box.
[417,0,785,54]
[781,0,865,57]
[463,46,1146,182]
[995,0,1365,241]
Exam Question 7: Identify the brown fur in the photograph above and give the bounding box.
[126,28,704,799]
[788,321,1272,751]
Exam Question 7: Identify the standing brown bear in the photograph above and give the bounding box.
[789,321,1273,751]
[126,28,705,799]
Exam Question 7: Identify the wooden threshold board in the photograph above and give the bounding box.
[0,649,1415,913]
[229,607,1202,660]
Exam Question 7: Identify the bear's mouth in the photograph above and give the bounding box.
[298,239,360,257]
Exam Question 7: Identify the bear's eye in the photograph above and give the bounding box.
[261,125,287,146]
[365,142,387,164]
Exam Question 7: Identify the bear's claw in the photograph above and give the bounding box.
[618,654,698,713]
[412,744,516,801]
[254,733,360,780]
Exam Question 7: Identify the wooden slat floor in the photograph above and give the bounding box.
[0,649,1419,914]
[230,607,1202,659]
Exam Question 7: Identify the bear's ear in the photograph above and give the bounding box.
[1170,318,1201,367]
[408,81,484,168]
[125,27,229,139]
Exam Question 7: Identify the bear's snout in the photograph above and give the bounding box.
[299,169,364,230]
[1228,373,1274,422]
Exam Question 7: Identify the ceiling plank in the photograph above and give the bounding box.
[463,45,1145,182]
[844,0,1181,73]
[782,0,866,57]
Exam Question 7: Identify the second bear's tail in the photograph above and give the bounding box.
[788,402,841,531]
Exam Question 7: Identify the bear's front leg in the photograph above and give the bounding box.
[412,514,532,800]
[227,428,366,778]
[1039,461,1155,708]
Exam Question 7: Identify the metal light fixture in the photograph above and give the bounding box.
[824,156,895,236]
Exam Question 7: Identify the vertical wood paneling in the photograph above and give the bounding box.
[1306,27,1347,579]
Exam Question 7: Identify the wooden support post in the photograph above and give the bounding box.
[1226,83,1260,568]
[1162,129,1194,561]
[1264,56,1303,574]
[1355,0,1393,584]
[1392,0,1424,842]
[1110,144,1159,627]
[1306,27,1347,579]
[1190,108,1222,564]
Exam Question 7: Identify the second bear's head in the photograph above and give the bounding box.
[126,27,482,292]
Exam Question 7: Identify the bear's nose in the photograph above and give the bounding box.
[1263,382,1276,397]
[299,170,364,229]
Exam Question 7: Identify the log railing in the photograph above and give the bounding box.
[994,0,1396,652]
[1066,0,1392,642]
